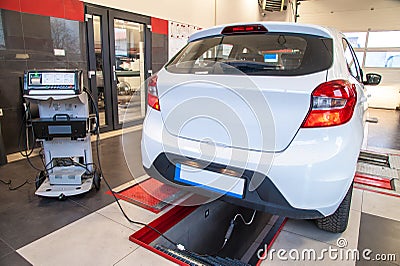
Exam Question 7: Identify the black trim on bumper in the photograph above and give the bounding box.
[144,153,325,219]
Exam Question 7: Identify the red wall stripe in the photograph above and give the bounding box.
[0,0,21,12]
[151,17,168,35]
[64,0,84,21]
[0,0,83,22]
[20,0,64,19]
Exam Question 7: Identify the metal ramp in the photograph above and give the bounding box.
[356,150,400,193]
[358,150,390,167]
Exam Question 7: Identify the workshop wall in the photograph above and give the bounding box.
[0,1,87,154]
[151,17,169,73]
[215,0,296,25]
[297,0,400,31]
[84,0,216,28]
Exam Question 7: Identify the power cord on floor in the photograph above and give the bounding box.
[84,88,186,251]
[0,178,32,190]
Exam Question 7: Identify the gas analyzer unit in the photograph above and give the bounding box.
[23,69,101,199]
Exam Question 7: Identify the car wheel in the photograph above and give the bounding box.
[93,171,101,191]
[315,183,353,233]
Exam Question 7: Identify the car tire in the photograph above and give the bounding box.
[315,183,353,233]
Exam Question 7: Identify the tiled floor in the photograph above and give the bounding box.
[1,109,400,265]
[260,189,400,265]
[366,109,400,151]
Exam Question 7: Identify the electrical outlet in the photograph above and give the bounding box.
[0,108,3,117]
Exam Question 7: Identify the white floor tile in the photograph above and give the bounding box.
[96,200,158,230]
[362,190,400,221]
[283,210,361,250]
[351,188,363,212]
[17,212,138,266]
[259,231,355,266]
[114,247,177,266]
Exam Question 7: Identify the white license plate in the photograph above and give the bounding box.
[174,163,245,198]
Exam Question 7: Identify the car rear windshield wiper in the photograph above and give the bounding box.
[223,61,280,70]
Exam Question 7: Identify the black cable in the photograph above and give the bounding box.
[9,179,30,190]
[207,210,257,256]
[0,178,31,190]
[82,88,99,134]
[18,102,46,172]
[84,88,183,250]
[0,179,11,185]
[18,102,35,158]
[26,156,45,172]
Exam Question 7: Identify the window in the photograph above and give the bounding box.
[344,30,400,68]
[365,51,400,67]
[197,43,233,62]
[166,33,333,76]
[355,52,364,66]
[368,31,400,48]
[0,11,4,50]
[342,39,361,80]
[344,32,366,48]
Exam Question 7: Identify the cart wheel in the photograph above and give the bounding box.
[58,193,67,201]
[93,172,101,190]
[35,171,45,189]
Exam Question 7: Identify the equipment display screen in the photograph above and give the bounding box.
[24,70,82,95]
[48,125,72,135]
[29,72,75,86]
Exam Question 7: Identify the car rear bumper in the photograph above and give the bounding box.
[141,110,363,218]
[144,152,325,219]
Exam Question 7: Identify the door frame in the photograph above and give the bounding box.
[85,5,113,132]
[85,4,151,131]
[108,9,151,130]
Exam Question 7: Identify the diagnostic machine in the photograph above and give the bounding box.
[23,69,100,198]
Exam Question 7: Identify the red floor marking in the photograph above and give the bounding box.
[106,178,182,213]
[354,184,400,198]
[256,218,288,266]
[354,173,393,190]
[129,203,197,244]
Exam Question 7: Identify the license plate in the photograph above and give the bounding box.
[174,163,245,198]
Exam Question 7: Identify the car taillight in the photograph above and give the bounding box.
[147,74,160,111]
[221,24,268,35]
[301,80,357,128]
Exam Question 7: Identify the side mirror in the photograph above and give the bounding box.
[363,73,382,85]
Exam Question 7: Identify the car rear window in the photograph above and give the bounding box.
[165,33,333,76]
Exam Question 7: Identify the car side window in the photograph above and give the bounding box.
[342,38,362,81]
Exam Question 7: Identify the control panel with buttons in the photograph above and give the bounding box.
[23,70,82,95]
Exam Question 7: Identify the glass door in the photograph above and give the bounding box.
[85,6,151,131]
[86,6,113,132]
[109,10,151,129]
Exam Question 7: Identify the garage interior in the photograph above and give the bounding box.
[0,0,399,265]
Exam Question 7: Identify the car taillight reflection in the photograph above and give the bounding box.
[147,74,160,111]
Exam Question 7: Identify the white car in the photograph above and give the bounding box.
[141,22,381,232]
